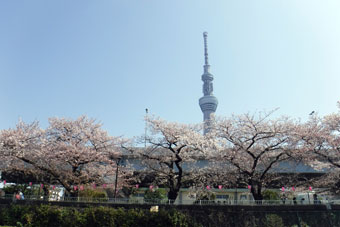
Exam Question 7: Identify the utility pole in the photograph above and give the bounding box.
[114,158,121,199]
[145,108,148,148]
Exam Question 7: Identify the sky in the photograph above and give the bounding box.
[1,0,340,138]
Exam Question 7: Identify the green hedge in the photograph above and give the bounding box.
[1,204,340,227]
[0,205,200,227]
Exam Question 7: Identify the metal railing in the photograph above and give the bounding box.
[1,194,339,206]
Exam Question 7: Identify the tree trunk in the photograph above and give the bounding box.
[167,188,179,203]
[250,182,263,204]
[42,185,49,201]
[69,190,78,198]
[252,191,263,203]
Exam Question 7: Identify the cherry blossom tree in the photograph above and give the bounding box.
[0,116,131,197]
[298,104,340,192]
[45,116,123,196]
[0,120,55,197]
[0,120,46,179]
[130,116,208,202]
[211,111,299,201]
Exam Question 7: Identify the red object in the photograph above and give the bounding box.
[292,186,295,191]
[135,184,139,189]
[149,185,153,190]
[80,185,84,191]
[218,185,222,190]
[309,186,312,191]
[206,185,211,190]
[247,185,251,190]
[52,185,56,190]
[40,184,44,188]
[3,180,6,185]
[282,187,285,192]
[73,186,78,191]
[29,182,32,186]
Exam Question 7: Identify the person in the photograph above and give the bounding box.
[301,198,305,204]
[281,194,287,204]
[19,191,24,200]
[15,192,20,200]
[293,197,297,205]
[0,190,5,198]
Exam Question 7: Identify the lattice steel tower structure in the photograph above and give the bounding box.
[199,32,218,135]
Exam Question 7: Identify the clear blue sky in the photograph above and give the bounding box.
[1,0,340,138]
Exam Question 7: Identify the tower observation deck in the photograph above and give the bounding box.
[199,32,218,134]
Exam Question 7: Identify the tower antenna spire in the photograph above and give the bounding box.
[203,32,209,65]
[199,32,218,135]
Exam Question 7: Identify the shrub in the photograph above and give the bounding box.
[194,191,216,204]
[263,214,284,227]
[78,189,108,202]
[144,188,167,203]
[32,205,63,227]
[59,208,85,227]
[0,205,31,226]
[0,205,200,227]
[263,190,280,204]
[84,206,115,226]
[3,184,40,198]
